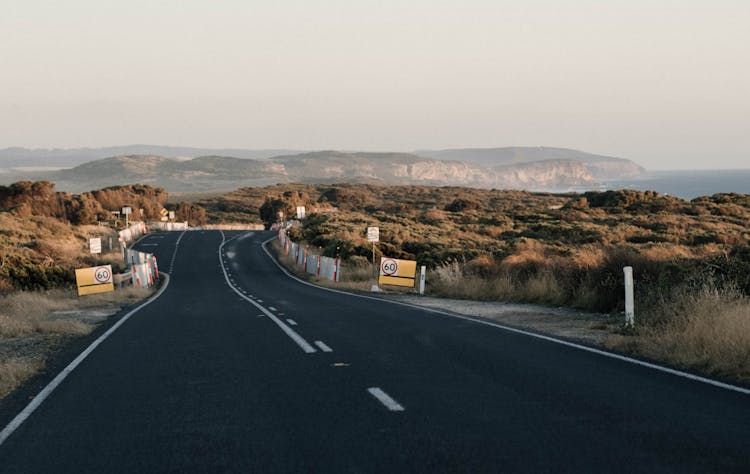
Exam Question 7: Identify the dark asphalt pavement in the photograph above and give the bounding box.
[0,230,748,473]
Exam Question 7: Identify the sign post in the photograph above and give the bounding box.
[122,206,132,228]
[367,226,379,276]
[296,206,306,219]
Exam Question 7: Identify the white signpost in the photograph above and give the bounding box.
[367,226,380,275]
[296,206,306,219]
[122,206,132,228]
[89,238,102,254]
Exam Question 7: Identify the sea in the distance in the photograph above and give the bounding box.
[572,169,750,200]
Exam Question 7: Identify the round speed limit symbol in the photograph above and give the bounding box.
[94,266,111,283]
[381,258,398,276]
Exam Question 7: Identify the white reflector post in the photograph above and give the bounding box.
[623,266,634,327]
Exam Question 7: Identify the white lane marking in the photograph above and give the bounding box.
[269,306,277,311]
[286,319,297,326]
[219,232,316,354]
[261,237,750,396]
[367,387,405,412]
[166,231,186,274]
[315,340,333,352]
[257,299,263,303]
[0,274,172,447]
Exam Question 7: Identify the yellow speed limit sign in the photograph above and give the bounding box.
[75,265,115,296]
[378,257,417,287]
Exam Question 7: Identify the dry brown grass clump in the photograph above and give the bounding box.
[0,357,44,398]
[0,286,154,399]
[0,290,87,337]
[617,287,750,381]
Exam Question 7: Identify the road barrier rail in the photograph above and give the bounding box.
[278,229,340,282]
[149,221,189,231]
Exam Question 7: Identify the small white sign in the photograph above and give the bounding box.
[122,206,132,215]
[168,211,175,219]
[89,238,102,254]
[367,226,379,242]
[296,206,306,219]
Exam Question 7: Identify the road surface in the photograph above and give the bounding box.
[0,230,748,473]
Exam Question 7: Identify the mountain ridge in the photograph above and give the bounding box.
[0,147,645,193]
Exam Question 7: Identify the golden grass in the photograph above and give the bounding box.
[0,357,44,399]
[0,285,154,399]
[615,287,750,381]
[0,287,153,337]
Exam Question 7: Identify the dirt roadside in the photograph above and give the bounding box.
[378,294,622,346]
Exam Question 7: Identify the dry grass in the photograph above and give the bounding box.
[610,287,750,381]
[429,262,564,305]
[0,286,154,398]
[0,287,153,338]
[0,357,44,398]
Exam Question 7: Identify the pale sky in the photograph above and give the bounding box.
[1,0,748,169]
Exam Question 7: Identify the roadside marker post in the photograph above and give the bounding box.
[624,266,635,327]
[419,266,426,295]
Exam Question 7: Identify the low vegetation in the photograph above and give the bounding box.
[0,286,154,398]
[1,181,165,397]
[228,183,750,382]
[3,179,749,387]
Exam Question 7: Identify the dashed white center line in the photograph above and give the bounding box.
[314,341,333,352]
[285,318,296,326]
[218,231,316,354]
[269,306,277,311]
[367,387,405,412]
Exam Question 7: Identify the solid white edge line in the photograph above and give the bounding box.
[0,273,172,447]
[261,236,750,396]
[219,231,317,354]
[367,387,405,411]
[314,341,333,352]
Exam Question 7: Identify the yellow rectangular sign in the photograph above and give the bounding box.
[77,283,115,296]
[379,257,418,287]
[75,265,114,296]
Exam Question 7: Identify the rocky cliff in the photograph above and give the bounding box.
[1,148,644,193]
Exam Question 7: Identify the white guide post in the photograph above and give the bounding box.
[623,266,635,327]
[419,266,426,295]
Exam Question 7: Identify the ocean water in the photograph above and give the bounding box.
[592,169,750,200]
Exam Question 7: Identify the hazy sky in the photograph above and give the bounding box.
[1,0,748,169]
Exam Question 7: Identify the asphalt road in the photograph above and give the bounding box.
[0,230,748,473]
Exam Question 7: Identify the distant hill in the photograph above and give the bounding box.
[415,147,645,179]
[0,146,300,169]
[0,147,646,193]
